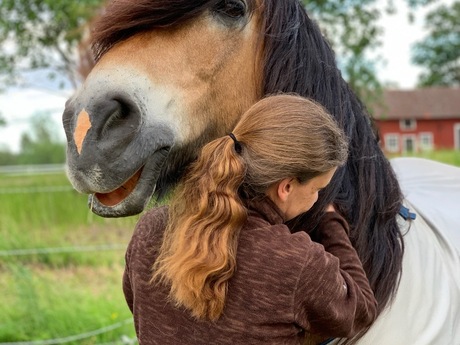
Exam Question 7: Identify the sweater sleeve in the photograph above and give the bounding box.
[293,212,377,338]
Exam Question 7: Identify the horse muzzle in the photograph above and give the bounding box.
[62,92,175,217]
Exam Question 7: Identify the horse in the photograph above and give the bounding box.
[61,0,460,343]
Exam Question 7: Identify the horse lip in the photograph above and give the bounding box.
[94,167,144,207]
[88,147,170,217]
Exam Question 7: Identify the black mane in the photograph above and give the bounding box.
[262,0,404,319]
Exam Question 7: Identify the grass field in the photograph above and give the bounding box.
[0,171,140,344]
[387,149,460,167]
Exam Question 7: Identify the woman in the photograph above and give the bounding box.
[123,94,377,344]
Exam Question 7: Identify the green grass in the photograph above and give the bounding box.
[387,149,460,167]
[1,172,140,343]
[0,172,139,232]
[0,263,134,344]
[0,172,139,259]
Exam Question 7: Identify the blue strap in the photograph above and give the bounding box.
[399,205,416,220]
[318,338,335,345]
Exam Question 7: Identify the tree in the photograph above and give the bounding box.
[17,111,66,164]
[302,0,442,106]
[0,114,12,165]
[0,0,102,89]
[412,1,460,86]
[0,148,17,165]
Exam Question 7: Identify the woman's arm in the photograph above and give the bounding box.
[293,211,377,338]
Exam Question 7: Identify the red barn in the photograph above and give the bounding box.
[372,87,460,154]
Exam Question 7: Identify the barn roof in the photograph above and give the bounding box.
[372,87,460,120]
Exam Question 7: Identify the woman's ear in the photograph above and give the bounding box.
[276,178,294,202]
[266,178,295,216]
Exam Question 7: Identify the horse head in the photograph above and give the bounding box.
[63,0,264,217]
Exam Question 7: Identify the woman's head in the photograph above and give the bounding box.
[233,94,348,197]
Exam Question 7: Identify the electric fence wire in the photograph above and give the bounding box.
[0,319,135,345]
[0,244,127,256]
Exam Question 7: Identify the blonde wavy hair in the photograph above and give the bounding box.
[152,94,348,321]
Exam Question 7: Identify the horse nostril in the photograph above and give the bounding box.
[93,97,141,152]
[101,99,134,137]
[67,95,141,156]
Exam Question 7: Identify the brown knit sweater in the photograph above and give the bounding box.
[123,198,377,345]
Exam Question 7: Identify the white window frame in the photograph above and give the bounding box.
[455,123,460,150]
[402,134,417,153]
[384,133,400,153]
[400,119,417,131]
[419,132,433,151]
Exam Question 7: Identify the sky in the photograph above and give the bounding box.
[0,0,452,153]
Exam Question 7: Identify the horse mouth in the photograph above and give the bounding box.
[95,168,144,207]
[88,147,170,217]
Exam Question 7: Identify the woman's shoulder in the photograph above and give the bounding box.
[128,206,169,252]
[137,205,169,229]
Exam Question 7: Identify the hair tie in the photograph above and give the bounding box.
[228,133,242,154]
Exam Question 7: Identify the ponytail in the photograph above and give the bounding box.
[152,136,247,321]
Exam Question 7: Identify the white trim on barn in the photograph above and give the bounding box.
[384,133,400,153]
[400,119,417,131]
[454,123,460,150]
[418,132,434,151]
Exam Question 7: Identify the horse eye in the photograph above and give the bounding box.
[215,0,246,19]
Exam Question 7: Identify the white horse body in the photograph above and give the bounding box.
[346,158,460,344]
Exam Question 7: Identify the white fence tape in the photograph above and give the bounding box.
[0,319,134,345]
[0,244,126,257]
[0,186,74,194]
[0,164,66,176]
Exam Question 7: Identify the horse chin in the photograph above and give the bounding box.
[89,147,170,218]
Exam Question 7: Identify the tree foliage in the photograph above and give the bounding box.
[412,1,460,86]
[17,112,66,164]
[0,148,16,165]
[0,0,102,88]
[0,111,66,165]
[302,0,441,105]
[303,0,383,104]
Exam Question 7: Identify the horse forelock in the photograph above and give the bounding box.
[91,0,259,61]
[261,0,404,321]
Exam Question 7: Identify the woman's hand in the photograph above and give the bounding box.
[325,204,336,213]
